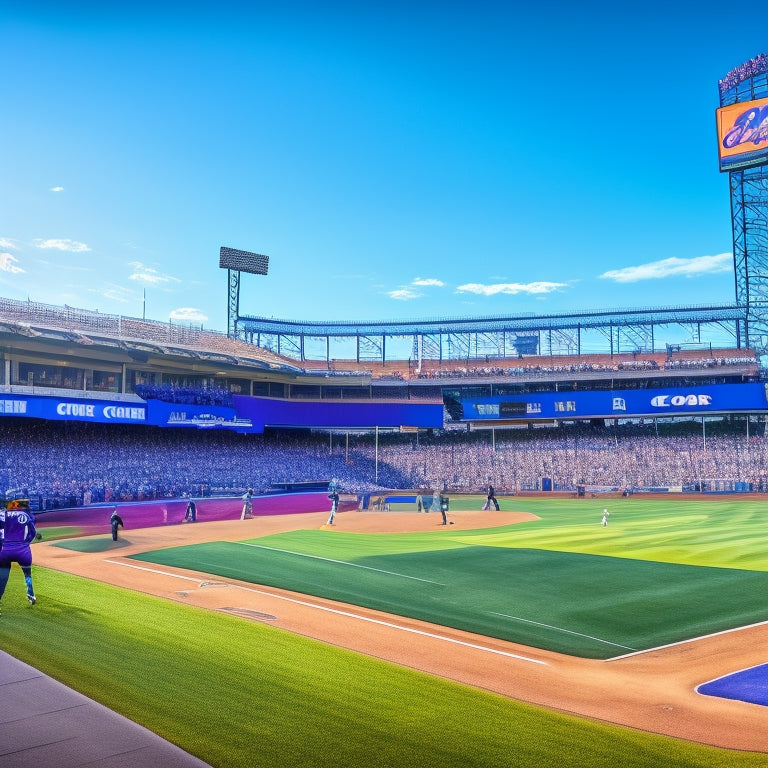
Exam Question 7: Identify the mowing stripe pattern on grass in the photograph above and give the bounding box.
[131,529,768,659]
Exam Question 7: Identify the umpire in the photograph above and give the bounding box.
[110,508,124,541]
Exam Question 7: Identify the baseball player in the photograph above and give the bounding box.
[326,489,340,525]
[110,508,124,540]
[0,499,38,612]
[240,489,254,520]
[483,484,500,511]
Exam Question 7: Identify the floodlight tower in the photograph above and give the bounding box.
[218,246,270,340]
[717,53,768,352]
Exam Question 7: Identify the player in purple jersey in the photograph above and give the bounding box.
[0,499,38,613]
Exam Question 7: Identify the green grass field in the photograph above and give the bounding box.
[2,568,767,768]
[130,497,768,659]
[7,496,768,767]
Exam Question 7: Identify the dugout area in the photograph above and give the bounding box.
[361,492,437,512]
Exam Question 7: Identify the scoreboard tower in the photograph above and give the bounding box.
[717,53,768,351]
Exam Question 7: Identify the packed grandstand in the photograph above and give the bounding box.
[0,295,765,509]
[3,418,767,511]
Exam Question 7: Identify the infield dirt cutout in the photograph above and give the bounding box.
[35,508,768,753]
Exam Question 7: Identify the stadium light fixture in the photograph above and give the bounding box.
[219,247,269,276]
[220,246,270,340]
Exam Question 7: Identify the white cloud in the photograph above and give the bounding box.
[34,238,91,252]
[128,261,181,286]
[387,288,423,301]
[599,253,732,283]
[50,186,64,192]
[170,307,208,323]
[456,281,567,296]
[100,285,135,304]
[0,253,24,274]
[387,277,445,300]
[0,238,18,250]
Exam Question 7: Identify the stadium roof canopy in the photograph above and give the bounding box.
[236,303,750,363]
[0,295,753,369]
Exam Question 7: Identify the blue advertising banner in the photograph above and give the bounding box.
[147,400,254,431]
[0,392,442,432]
[233,395,444,431]
[460,382,768,421]
[0,394,146,423]
[2,383,760,431]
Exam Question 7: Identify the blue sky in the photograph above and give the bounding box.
[2,2,766,336]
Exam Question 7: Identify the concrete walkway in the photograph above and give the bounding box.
[0,651,212,768]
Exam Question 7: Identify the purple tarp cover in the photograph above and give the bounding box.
[35,492,357,534]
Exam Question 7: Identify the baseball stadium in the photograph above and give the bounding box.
[3,53,768,767]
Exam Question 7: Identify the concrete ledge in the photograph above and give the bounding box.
[0,650,211,768]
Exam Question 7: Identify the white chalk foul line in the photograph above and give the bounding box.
[491,612,637,651]
[107,559,546,666]
[236,542,445,585]
[607,617,768,661]
[106,559,203,582]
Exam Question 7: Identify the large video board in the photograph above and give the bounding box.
[717,96,768,172]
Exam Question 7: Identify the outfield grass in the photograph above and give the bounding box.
[131,497,768,658]
[2,569,767,768]
[474,496,768,570]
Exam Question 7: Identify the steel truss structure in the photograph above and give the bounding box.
[730,163,768,349]
[227,269,240,340]
[235,304,748,364]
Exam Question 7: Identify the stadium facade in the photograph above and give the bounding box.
[0,294,762,434]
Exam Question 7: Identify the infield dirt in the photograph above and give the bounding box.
[34,508,768,753]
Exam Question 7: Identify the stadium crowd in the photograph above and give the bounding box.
[664,356,757,370]
[383,425,768,492]
[719,52,768,94]
[304,352,757,383]
[134,384,233,407]
[410,355,756,380]
[2,418,768,508]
